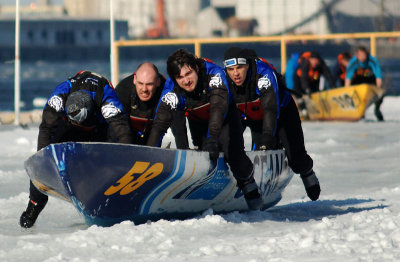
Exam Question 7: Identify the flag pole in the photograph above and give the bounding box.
[14,0,21,125]
[110,0,116,86]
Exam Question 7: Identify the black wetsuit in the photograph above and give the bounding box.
[294,52,335,96]
[30,71,132,204]
[147,59,254,186]
[115,73,165,145]
[229,58,313,175]
[115,73,189,147]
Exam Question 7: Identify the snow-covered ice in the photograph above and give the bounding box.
[1,97,400,262]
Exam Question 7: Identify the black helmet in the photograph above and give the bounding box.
[65,90,94,123]
[223,47,248,68]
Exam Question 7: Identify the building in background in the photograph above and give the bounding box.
[331,0,400,33]
[0,17,128,61]
[64,0,201,38]
[212,0,400,36]
[61,0,400,38]
[0,0,65,16]
[2,0,400,39]
[1,0,400,61]
[196,6,227,38]
[64,0,154,38]
[0,0,128,62]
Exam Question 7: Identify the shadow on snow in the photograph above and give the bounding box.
[220,198,388,223]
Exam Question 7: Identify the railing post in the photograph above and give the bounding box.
[370,34,377,57]
[280,36,287,74]
[194,40,201,58]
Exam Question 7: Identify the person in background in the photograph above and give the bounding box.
[333,51,352,87]
[20,71,132,228]
[146,49,263,210]
[114,62,188,147]
[223,46,321,202]
[294,51,336,96]
[345,46,385,121]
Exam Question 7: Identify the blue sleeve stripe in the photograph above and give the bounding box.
[47,81,72,101]
[44,81,72,110]
[102,84,125,111]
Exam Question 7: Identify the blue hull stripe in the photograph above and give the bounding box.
[140,150,187,214]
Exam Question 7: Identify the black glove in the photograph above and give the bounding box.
[306,184,321,201]
[203,136,219,162]
[301,170,320,201]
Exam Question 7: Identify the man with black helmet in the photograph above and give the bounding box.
[146,49,263,210]
[19,70,132,228]
[223,47,321,202]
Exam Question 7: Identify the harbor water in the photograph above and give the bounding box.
[1,56,399,112]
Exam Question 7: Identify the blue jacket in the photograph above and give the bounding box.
[346,55,382,81]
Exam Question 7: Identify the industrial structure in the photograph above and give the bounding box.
[2,0,398,39]
[0,0,399,61]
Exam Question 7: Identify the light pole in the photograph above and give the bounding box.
[14,0,21,125]
[110,0,117,86]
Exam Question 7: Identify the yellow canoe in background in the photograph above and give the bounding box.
[301,84,384,121]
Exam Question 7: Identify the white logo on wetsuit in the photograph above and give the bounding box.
[85,77,99,87]
[101,103,121,118]
[258,75,272,91]
[162,92,178,110]
[48,95,64,112]
[209,73,222,88]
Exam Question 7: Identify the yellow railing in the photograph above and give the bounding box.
[112,31,400,83]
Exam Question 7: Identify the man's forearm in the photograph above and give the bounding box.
[376,78,382,89]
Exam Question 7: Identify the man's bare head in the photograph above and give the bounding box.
[134,62,161,102]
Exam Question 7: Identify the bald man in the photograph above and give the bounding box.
[113,63,164,145]
[115,62,188,146]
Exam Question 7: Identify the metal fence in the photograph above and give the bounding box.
[112,31,400,83]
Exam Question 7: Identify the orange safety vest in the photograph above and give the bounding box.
[296,52,320,81]
[337,53,347,81]
[355,67,371,77]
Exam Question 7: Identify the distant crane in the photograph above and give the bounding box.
[146,0,169,38]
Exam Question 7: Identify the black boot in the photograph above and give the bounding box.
[374,97,384,122]
[20,199,48,228]
[301,170,321,201]
[240,178,263,210]
[374,106,384,121]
